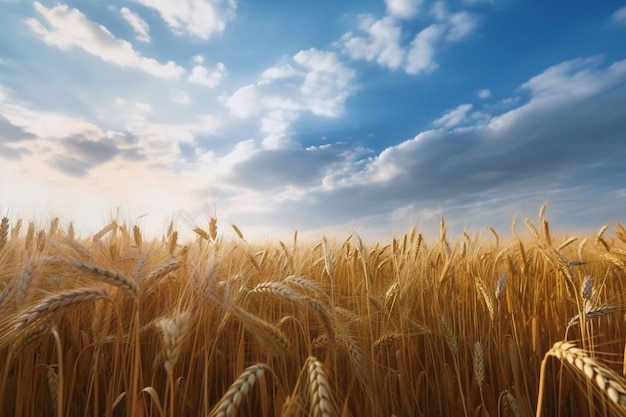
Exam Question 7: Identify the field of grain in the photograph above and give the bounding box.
[1,208,626,417]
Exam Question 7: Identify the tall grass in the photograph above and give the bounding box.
[0,211,626,416]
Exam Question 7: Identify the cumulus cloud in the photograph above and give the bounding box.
[214,57,626,237]
[120,7,150,42]
[0,83,221,180]
[338,7,479,75]
[189,62,227,87]
[0,115,36,143]
[131,0,236,39]
[385,0,422,19]
[224,145,344,191]
[294,48,356,117]
[340,16,405,70]
[26,2,184,79]
[405,24,445,74]
[446,12,480,42]
[225,48,355,122]
[261,64,301,80]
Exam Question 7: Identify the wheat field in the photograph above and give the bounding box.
[1,208,626,417]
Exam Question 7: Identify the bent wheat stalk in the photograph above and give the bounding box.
[537,341,626,417]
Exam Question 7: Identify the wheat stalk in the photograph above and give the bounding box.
[208,363,269,417]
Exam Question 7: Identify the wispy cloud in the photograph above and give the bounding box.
[477,89,491,99]
[131,0,236,39]
[612,6,626,26]
[434,103,473,127]
[26,2,184,79]
[120,7,151,42]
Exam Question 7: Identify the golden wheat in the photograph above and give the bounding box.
[208,363,269,417]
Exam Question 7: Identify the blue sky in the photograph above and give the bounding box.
[1,0,625,241]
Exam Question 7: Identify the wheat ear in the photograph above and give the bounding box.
[0,216,8,250]
[232,306,290,353]
[250,281,304,305]
[208,363,269,417]
[305,298,336,342]
[306,356,333,417]
[70,259,138,297]
[473,341,485,388]
[157,312,191,375]
[13,287,108,331]
[537,341,626,417]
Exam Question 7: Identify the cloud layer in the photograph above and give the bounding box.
[1,1,625,240]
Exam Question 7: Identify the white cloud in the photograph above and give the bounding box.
[226,49,355,120]
[405,24,445,74]
[612,6,626,25]
[262,64,301,80]
[1,86,104,140]
[225,84,261,118]
[434,103,473,127]
[490,58,626,133]
[340,16,405,70]
[430,1,446,21]
[446,12,479,42]
[189,62,227,87]
[294,48,356,117]
[385,0,422,19]
[132,0,236,39]
[477,89,491,99]
[26,2,184,79]
[339,7,479,76]
[172,89,191,104]
[520,57,626,101]
[120,7,150,42]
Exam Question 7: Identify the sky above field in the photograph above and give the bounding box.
[1,0,626,241]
